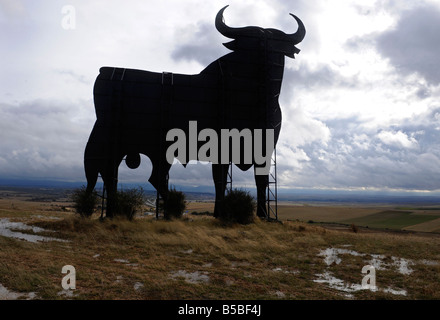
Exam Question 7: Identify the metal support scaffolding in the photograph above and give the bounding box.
[99,174,106,220]
[266,147,278,221]
[261,35,279,222]
[226,162,233,194]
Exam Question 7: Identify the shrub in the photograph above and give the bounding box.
[221,189,256,225]
[113,187,146,220]
[164,187,186,220]
[350,223,359,233]
[71,186,99,217]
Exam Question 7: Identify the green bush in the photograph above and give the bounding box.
[164,187,186,220]
[221,189,256,225]
[113,187,146,220]
[71,186,99,217]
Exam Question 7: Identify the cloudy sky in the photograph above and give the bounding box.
[1,0,440,193]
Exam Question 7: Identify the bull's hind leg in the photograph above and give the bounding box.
[254,169,268,219]
[212,163,229,218]
[149,160,171,217]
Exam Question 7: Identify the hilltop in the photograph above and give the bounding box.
[0,187,439,300]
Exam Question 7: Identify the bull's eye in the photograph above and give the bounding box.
[125,153,141,169]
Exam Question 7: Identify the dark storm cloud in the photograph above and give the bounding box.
[0,99,94,181]
[282,106,440,191]
[376,4,440,85]
[283,63,359,94]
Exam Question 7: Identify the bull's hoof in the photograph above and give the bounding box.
[256,209,267,219]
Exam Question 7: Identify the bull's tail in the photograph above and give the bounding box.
[84,138,100,193]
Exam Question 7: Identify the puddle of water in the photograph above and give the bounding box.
[170,270,210,284]
[33,215,62,220]
[0,283,36,300]
[0,218,67,243]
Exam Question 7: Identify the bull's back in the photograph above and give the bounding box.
[93,66,221,131]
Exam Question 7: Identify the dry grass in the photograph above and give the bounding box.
[1,192,440,300]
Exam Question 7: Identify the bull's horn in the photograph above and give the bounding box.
[288,13,306,44]
[215,5,252,39]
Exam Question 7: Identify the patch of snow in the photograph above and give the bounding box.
[368,254,387,270]
[134,282,144,291]
[318,248,365,266]
[114,259,138,267]
[315,247,415,297]
[272,267,299,275]
[57,289,76,298]
[392,257,414,275]
[0,283,36,300]
[314,272,366,293]
[419,259,440,266]
[170,270,210,284]
[114,259,130,264]
[273,291,286,298]
[383,287,407,296]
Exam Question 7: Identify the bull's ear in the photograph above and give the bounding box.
[222,40,236,51]
[286,46,300,58]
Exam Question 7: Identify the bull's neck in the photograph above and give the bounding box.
[201,51,286,92]
[264,53,285,95]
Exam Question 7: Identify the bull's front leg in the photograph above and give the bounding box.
[102,159,120,218]
[254,168,268,219]
[212,163,229,218]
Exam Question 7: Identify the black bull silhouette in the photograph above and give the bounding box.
[84,6,306,218]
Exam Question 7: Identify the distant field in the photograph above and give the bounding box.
[277,203,440,233]
[277,204,380,222]
[342,210,440,231]
[186,200,440,233]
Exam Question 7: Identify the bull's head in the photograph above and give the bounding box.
[215,5,306,58]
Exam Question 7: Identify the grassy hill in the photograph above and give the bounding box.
[0,201,439,300]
